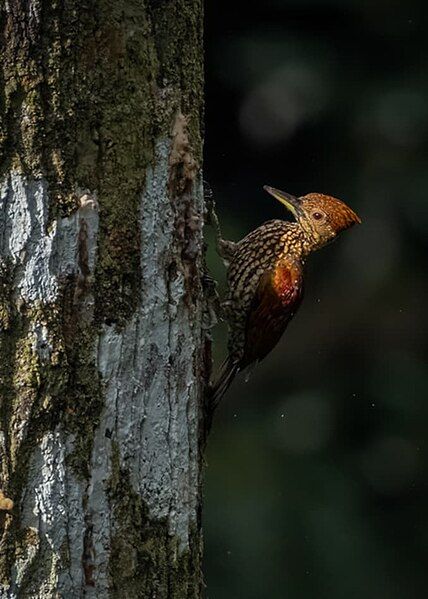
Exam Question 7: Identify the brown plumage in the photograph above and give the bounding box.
[210,186,361,406]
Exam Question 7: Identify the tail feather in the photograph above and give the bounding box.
[209,357,239,410]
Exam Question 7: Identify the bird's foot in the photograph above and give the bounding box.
[204,186,237,262]
[202,271,223,328]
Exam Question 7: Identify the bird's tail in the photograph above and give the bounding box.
[208,356,240,411]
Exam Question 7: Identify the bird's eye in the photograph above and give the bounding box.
[312,211,324,221]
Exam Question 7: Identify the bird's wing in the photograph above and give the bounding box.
[240,261,303,368]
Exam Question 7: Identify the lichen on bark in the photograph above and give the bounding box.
[0,0,206,596]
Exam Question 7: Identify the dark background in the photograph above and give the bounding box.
[203,1,428,598]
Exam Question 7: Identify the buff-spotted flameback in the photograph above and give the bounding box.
[209,186,361,406]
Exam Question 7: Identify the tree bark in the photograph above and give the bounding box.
[0,1,207,597]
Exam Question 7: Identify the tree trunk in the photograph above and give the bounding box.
[0,1,207,596]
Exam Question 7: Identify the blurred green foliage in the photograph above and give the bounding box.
[203,1,428,597]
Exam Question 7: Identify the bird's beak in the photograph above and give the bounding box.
[263,186,301,219]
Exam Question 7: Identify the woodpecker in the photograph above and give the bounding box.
[209,186,361,406]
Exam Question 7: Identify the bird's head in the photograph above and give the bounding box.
[264,186,361,251]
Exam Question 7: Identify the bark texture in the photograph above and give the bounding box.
[0,1,206,597]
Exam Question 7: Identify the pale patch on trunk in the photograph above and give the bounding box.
[0,174,99,305]
[1,172,101,596]
[97,138,202,549]
[14,430,86,597]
